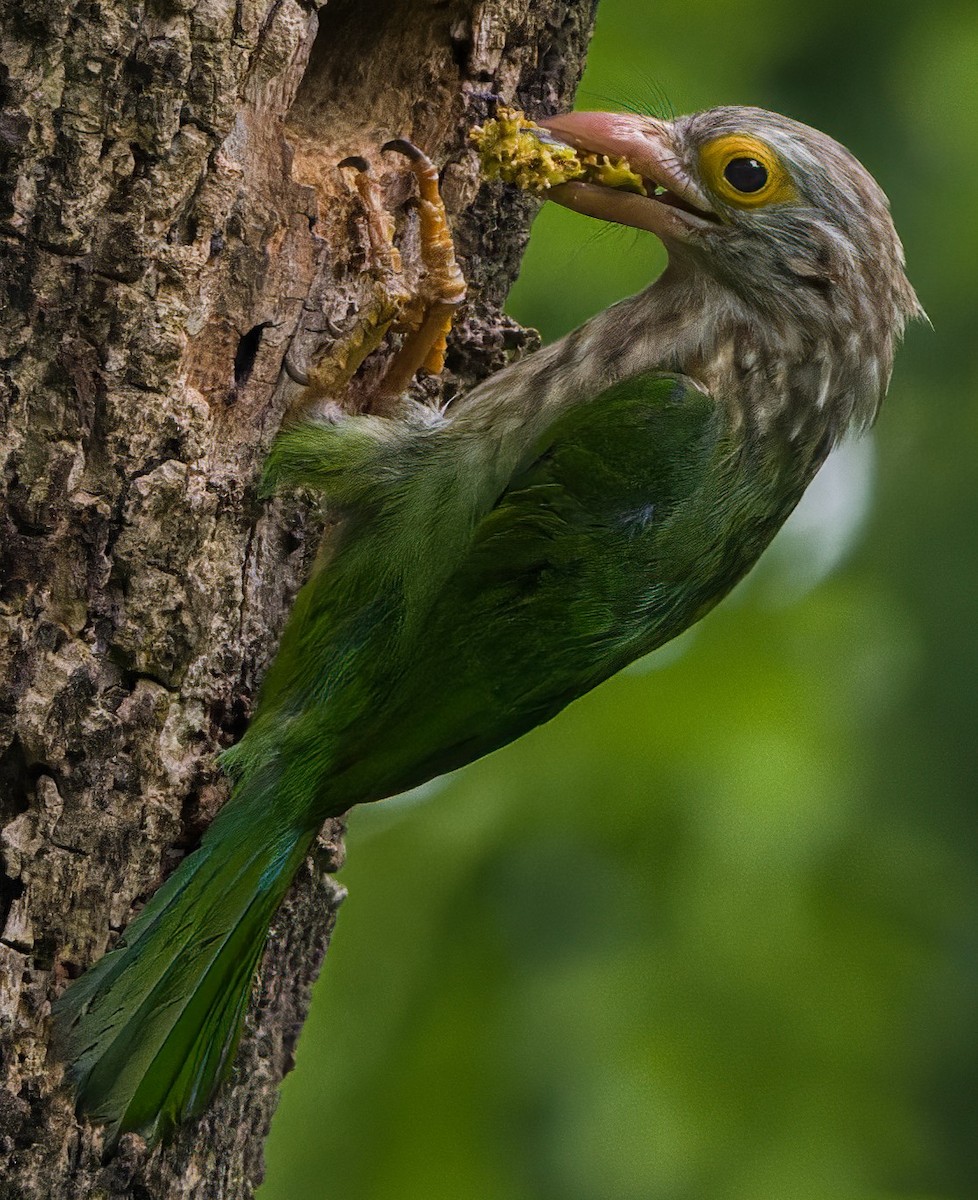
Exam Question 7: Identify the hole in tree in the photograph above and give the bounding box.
[0,736,31,822]
[234,323,269,385]
[283,0,465,201]
[0,875,25,941]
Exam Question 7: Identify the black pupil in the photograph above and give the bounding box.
[724,157,768,193]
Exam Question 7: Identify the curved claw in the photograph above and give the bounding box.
[338,155,371,173]
[283,352,310,387]
[469,89,504,107]
[283,315,347,387]
[381,138,426,163]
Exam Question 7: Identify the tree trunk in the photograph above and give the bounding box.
[0,0,595,1194]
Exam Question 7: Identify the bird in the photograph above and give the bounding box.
[52,105,922,1146]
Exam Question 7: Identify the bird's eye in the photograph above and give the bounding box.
[699,134,797,209]
[723,157,768,193]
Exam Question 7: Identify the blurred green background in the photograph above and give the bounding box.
[261,2,978,1197]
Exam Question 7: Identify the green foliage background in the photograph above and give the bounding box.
[262,2,978,1196]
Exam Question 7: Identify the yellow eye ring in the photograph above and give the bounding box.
[699,134,798,209]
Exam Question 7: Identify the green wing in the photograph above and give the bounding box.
[238,370,732,810]
[462,371,720,587]
[317,370,729,799]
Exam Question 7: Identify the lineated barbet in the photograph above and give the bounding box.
[53,106,922,1145]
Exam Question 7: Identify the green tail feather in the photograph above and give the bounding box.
[53,767,316,1147]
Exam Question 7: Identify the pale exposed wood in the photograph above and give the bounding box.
[0,0,596,1194]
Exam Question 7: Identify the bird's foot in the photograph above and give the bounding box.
[286,141,466,417]
[374,140,467,400]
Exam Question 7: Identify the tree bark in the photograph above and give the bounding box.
[0,0,596,1194]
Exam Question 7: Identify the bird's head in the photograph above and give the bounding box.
[542,106,921,326]
[541,106,923,435]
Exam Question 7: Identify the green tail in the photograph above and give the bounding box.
[52,766,316,1147]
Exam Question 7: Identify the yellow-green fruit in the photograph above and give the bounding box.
[471,107,646,195]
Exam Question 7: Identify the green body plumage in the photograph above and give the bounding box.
[53,370,775,1144]
[53,105,920,1145]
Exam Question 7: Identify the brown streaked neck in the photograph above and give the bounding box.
[455,256,873,482]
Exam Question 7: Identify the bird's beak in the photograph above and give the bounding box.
[538,111,717,242]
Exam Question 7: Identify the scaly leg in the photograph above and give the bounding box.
[374,140,467,402]
[284,141,466,416]
[288,157,413,407]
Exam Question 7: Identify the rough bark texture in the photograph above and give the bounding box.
[0,0,596,1194]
